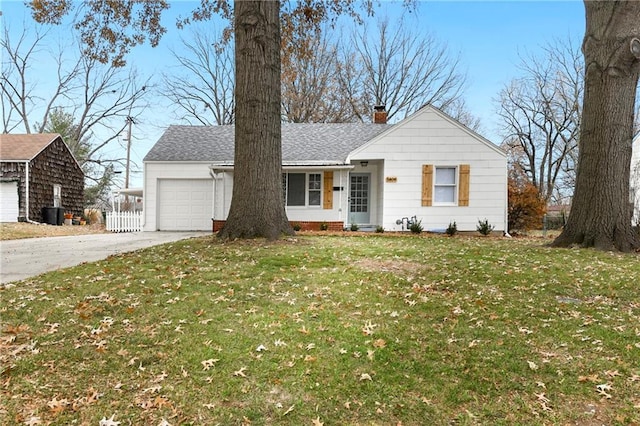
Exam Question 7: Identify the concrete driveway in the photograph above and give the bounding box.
[0,231,208,284]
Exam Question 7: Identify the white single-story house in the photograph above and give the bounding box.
[142,105,508,233]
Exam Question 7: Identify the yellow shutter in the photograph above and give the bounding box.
[458,164,470,207]
[422,165,433,206]
[323,171,333,209]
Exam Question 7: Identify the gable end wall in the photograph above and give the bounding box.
[29,138,84,220]
[350,108,507,232]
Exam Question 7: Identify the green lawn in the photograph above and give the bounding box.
[1,234,639,425]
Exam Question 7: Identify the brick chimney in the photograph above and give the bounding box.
[373,105,387,124]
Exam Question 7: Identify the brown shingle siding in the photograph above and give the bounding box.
[1,134,84,221]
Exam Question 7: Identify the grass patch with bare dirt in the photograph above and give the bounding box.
[1,234,639,425]
[0,222,107,241]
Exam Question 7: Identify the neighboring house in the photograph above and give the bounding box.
[143,105,508,232]
[632,134,640,225]
[0,133,84,223]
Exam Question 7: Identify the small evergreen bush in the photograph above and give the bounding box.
[319,222,329,231]
[445,221,458,236]
[476,218,494,236]
[292,223,302,231]
[409,219,423,234]
[350,223,359,231]
[375,225,385,233]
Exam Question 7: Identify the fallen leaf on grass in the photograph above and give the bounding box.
[578,374,599,383]
[359,373,373,381]
[201,359,220,370]
[233,367,248,378]
[362,320,377,336]
[596,383,613,399]
[527,361,538,371]
[311,416,324,426]
[373,339,386,348]
[99,414,121,426]
[535,393,550,404]
[283,405,295,416]
[47,396,69,415]
[299,325,310,335]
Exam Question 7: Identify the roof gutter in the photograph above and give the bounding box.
[25,161,30,222]
[209,164,355,173]
[23,160,40,224]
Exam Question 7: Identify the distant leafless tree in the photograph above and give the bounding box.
[282,29,355,123]
[1,21,150,201]
[70,55,150,167]
[441,98,482,133]
[162,28,235,126]
[497,38,583,204]
[1,24,79,133]
[338,16,467,123]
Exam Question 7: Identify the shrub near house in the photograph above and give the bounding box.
[507,168,546,232]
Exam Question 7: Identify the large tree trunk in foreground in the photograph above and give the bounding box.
[218,0,294,240]
[553,1,640,251]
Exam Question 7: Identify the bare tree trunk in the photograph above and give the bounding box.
[553,1,640,251]
[218,0,293,240]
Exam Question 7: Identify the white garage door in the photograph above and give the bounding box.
[0,181,19,222]
[158,179,213,231]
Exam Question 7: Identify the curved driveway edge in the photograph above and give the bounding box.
[0,231,208,285]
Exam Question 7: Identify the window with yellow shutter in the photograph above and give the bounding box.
[422,164,470,207]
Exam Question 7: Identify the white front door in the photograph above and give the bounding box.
[0,181,19,222]
[349,173,370,225]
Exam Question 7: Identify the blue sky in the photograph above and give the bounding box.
[1,0,585,187]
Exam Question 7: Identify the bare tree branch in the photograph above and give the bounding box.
[161,28,235,126]
[339,16,467,123]
[496,37,583,203]
[282,27,356,123]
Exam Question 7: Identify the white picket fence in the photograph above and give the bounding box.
[106,211,143,233]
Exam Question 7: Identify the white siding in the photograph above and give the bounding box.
[212,171,233,221]
[284,168,352,224]
[144,162,213,231]
[349,107,507,232]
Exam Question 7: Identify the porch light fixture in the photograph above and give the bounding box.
[360,161,368,167]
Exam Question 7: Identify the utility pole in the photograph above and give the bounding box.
[124,116,135,189]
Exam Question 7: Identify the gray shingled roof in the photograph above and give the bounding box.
[144,123,392,164]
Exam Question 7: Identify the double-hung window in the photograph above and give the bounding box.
[422,164,470,207]
[283,172,322,207]
[434,167,457,204]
